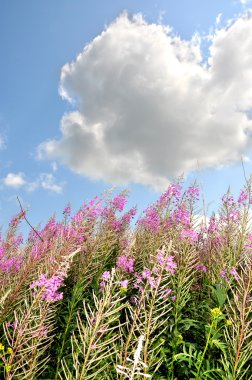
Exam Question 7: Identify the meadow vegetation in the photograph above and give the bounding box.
[0,179,252,379]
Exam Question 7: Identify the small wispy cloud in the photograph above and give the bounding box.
[3,172,26,188]
[28,173,63,193]
[2,172,63,193]
[215,13,222,26]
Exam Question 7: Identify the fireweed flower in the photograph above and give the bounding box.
[142,269,151,279]
[112,193,127,212]
[229,268,239,281]
[133,273,144,292]
[99,271,111,291]
[196,264,207,273]
[185,185,200,202]
[208,215,220,234]
[221,269,227,279]
[0,256,23,273]
[137,207,160,233]
[30,274,64,302]
[221,194,240,222]
[181,229,198,243]
[101,271,111,280]
[120,207,137,227]
[117,255,135,273]
[63,204,71,217]
[0,246,4,259]
[238,189,248,206]
[172,205,190,227]
[156,250,177,274]
[159,182,183,206]
[120,280,129,289]
[245,233,252,249]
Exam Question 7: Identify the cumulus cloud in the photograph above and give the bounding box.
[3,172,26,188]
[38,12,252,190]
[2,172,63,193]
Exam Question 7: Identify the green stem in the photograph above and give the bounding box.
[195,321,214,379]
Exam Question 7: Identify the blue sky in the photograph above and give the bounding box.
[1,0,252,234]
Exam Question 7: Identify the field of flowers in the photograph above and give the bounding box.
[0,180,252,379]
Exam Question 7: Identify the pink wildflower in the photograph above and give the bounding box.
[101,271,111,280]
[137,207,160,233]
[172,206,190,226]
[117,255,135,273]
[229,268,239,281]
[186,185,200,201]
[221,269,227,279]
[159,182,183,206]
[112,194,127,212]
[181,229,198,243]
[156,250,177,274]
[63,204,71,217]
[208,215,219,234]
[30,273,64,302]
[238,190,248,206]
[142,269,151,279]
[196,264,207,273]
[120,280,129,289]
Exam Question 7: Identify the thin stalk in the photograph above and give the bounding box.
[233,270,251,379]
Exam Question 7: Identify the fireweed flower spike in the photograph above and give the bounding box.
[30,273,64,302]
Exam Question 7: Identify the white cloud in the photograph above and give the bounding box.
[27,173,63,193]
[240,0,252,4]
[2,172,63,193]
[38,12,252,190]
[39,173,63,193]
[3,172,26,188]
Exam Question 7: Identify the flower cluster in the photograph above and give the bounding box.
[156,250,177,274]
[30,273,64,302]
[210,307,222,319]
[181,229,198,243]
[137,207,160,233]
[117,255,135,273]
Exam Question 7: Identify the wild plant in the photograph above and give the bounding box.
[221,251,252,380]
[117,243,175,378]
[0,181,252,379]
[60,268,126,380]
